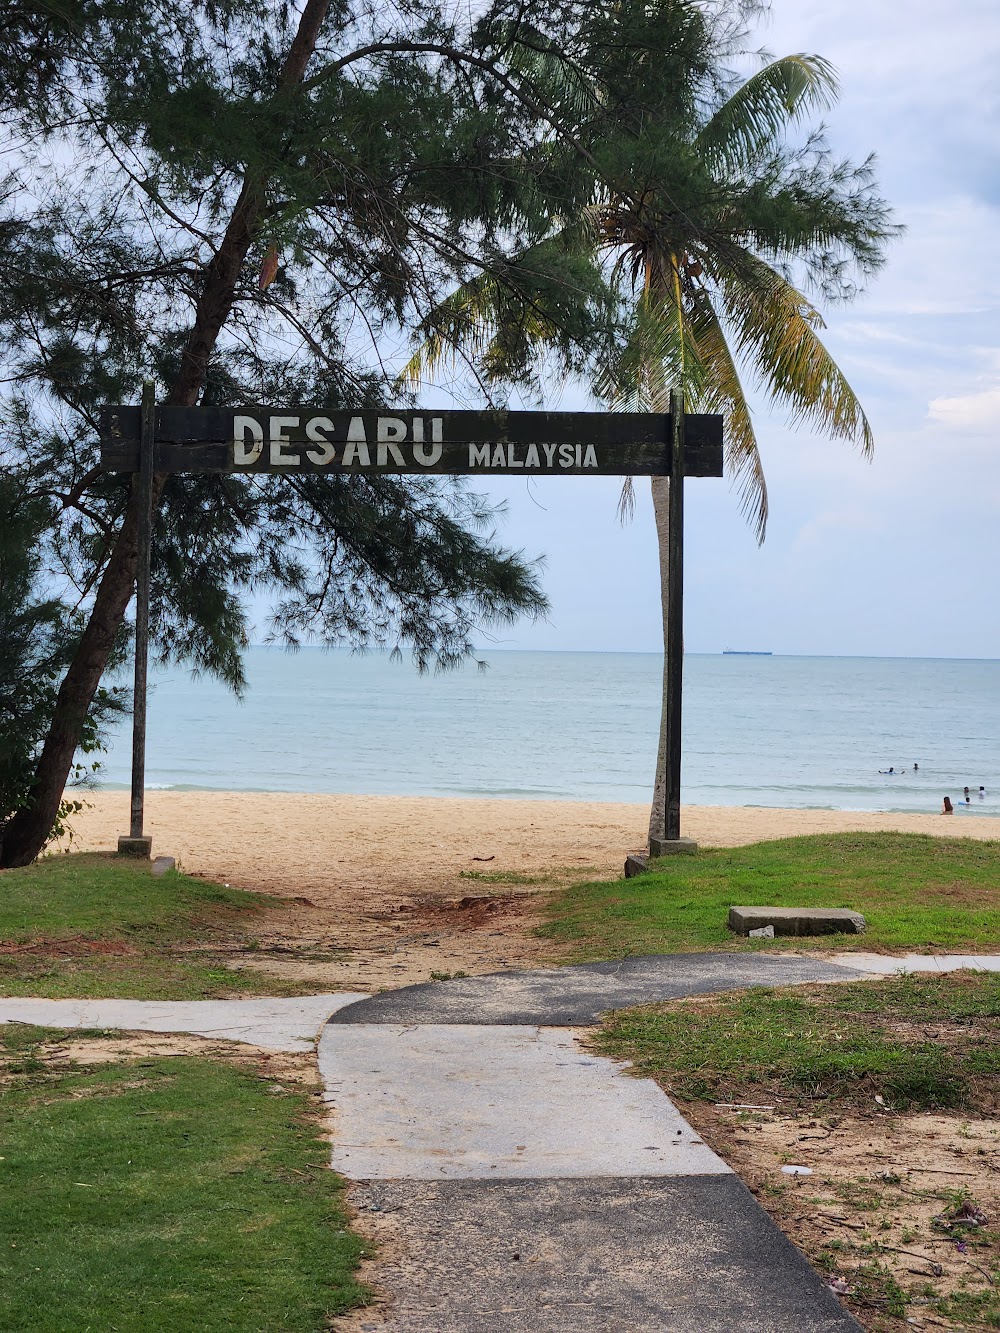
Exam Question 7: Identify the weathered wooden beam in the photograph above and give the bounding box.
[663,388,686,845]
[118,380,155,858]
[98,407,724,477]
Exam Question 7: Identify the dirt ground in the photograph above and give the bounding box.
[62,791,1000,991]
[0,1028,318,1088]
[682,1101,1000,1331]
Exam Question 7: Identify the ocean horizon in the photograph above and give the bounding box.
[90,648,1000,818]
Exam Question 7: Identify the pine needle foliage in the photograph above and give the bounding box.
[0,0,639,861]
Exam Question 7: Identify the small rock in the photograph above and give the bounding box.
[749,925,775,939]
[151,856,176,877]
[624,853,649,878]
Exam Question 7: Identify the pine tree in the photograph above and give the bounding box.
[0,447,126,858]
[0,0,615,864]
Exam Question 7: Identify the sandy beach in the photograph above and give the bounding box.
[66,791,1000,894]
[55,792,1000,990]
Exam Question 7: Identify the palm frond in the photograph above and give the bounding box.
[616,476,635,523]
[697,54,838,172]
[595,282,703,411]
[709,246,874,456]
[397,274,500,390]
[687,286,767,541]
[497,24,600,120]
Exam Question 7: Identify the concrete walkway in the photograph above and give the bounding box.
[318,953,1000,1329]
[0,993,366,1051]
[320,954,883,1331]
[830,951,1000,975]
[3,953,998,1329]
[322,1023,730,1181]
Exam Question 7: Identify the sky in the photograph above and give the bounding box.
[439,0,1000,659]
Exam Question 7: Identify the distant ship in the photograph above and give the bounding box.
[722,649,772,655]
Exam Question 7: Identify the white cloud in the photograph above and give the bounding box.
[928,385,1000,432]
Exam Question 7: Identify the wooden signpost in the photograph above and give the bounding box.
[101,397,723,860]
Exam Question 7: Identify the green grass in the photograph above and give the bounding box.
[0,853,304,999]
[0,1027,367,1330]
[0,954,308,1000]
[540,832,1000,959]
[0,853,273,941]
[592,971,1000,1112]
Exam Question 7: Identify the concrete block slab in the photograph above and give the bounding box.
[348,1176,861,1331]
[729,906,866,936]
[649,836,698,856]
[117,835,152,858]
[151,855,176,876]
[329,953,862,1027]
[0,993,367,1052]
[320,1022,730,1180]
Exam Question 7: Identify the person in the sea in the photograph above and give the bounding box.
[964,786,970,799]
[879,767,895,774]
[980,786,986,798]
[914,762,919,771]
[942,796,954,814]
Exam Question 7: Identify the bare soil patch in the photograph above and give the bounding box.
[686,1102,1000,1330]
[0,1027,318,1088]
[60,791,639,988]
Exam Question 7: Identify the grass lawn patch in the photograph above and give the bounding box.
[0,854,305,999]
[0,1025,368,1330]
[540,832,1000,959]
[593,973,1000,1331]
[592,970,1000,1112]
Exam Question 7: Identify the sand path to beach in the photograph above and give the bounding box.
[61,793,1000,991]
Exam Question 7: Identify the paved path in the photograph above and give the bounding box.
[332,952,860,1026]
[0,993,366,1051]
[322,954,876,1331]
[830,951,1000,974]
[321,1023,730,1180]
[4,954,999,1329]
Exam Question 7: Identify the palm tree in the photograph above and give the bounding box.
[402,7,898,845]
[592,49,898,841]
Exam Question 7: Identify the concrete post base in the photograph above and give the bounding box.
[649,836,699,857]
[117,835,152,858]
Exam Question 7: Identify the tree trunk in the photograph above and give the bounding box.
[0,0,333,868]
[648,474,670,844]
[0,481,154,866]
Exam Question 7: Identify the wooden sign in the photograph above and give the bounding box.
[109,388,721,861]
[99,407,723,477]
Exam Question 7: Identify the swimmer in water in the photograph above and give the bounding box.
[942,796,954,814]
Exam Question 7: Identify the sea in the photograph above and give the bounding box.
[92,649,1000,817]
